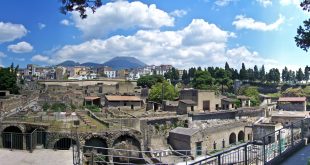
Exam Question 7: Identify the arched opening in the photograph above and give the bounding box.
[238,131,245,142]
[36,128,47,147]
[84,137,109,163]
[54,138,76,150]
[229,133,236,145]
[112,135,144,164]
[25,128,47,150]
[2,126,23,149]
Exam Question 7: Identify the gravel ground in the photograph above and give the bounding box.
[0,148,73,165]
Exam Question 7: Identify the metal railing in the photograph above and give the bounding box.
[189,118,309,165]
[1,129,41,152]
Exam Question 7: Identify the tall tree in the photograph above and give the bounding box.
[214,68,231,93]
[225,62,230,71]
[148,80,179,103]
[192,70,214,90]
[164,67,179,84]
[60,0,102,19]
[182,69,190,85]
[296,68,305,82]
[305,66,310,83]
[295,0,310,52]
[253,65,259,81]
[231,69,239,80]
[282,67,289,82]
[137,75,164,88]
[239,63,248,80]
[259,65,266,82]
[0,63,20,94]
[247,68,255,81]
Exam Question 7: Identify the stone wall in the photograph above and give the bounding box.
[278,102,306,111]
[38,81,138,106]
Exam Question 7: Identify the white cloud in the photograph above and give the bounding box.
[71,1,174,38]
[46,19,276,69]
[8,41,33,53]
[232,14,285,31]
[279,0,300,6]
[214,0,234,6]
[38,23,46,30]
[257,0,272,7]
[0,52,6,58]
[226,46,278,69]
[0,22,27,43]
[60,19,71,26]
[170,9,187,17]
[31,54,50,62]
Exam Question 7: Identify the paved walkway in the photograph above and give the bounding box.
[281,145,310,165]
[0,149,73,165]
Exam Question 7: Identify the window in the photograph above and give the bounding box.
[124,102,127,106]
[216,104,219,110]
[213,141,217,150]
[191,106,194,111]
[196,142,202,156]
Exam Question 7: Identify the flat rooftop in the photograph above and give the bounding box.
[272,110,308,117]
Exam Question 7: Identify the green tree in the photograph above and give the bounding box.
[137,75,164,88]
[182,70,190,85]
[42,103,50,111]
[267,68,280,83]
[247,68,255,81]
[296,68,305,82]
[239,63,248,80]
[259,65,266,82]
[241,86,260,106]
[305,66,309,83]
[295,0,310,52]
[192,70,214,90]
[253,65,259,81]
[60,0,102,19]
[282,66,289,82]
[214,68,232,93]
[0,63,20,94]
[232,69,239,80]
[148,81,179,103]
[164,67,179,84]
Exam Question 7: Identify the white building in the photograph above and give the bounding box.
[104,71,116,78]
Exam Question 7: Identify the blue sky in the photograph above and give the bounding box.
[0,0,309,70]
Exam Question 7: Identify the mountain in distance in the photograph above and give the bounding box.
[80,62,102,67]
[103,56,146,70]
[56,60,80,67]
[56,56,146,70]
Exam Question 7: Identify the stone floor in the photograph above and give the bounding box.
[0,148,73,165]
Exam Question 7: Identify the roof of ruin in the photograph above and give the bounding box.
[278,97,306,102]
[170,127,200,136]
[179,99,196,105]
[221,98,237,103]
[105,95,141,101]
[84,96,100,100]
[237,95,250,100]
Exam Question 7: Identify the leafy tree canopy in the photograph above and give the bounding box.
[148,80,179,103]
[137,75,164,88]
[295,0,310,51]
[60,0,102,19]
[0,63,19,94]
[192,70,215,90]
